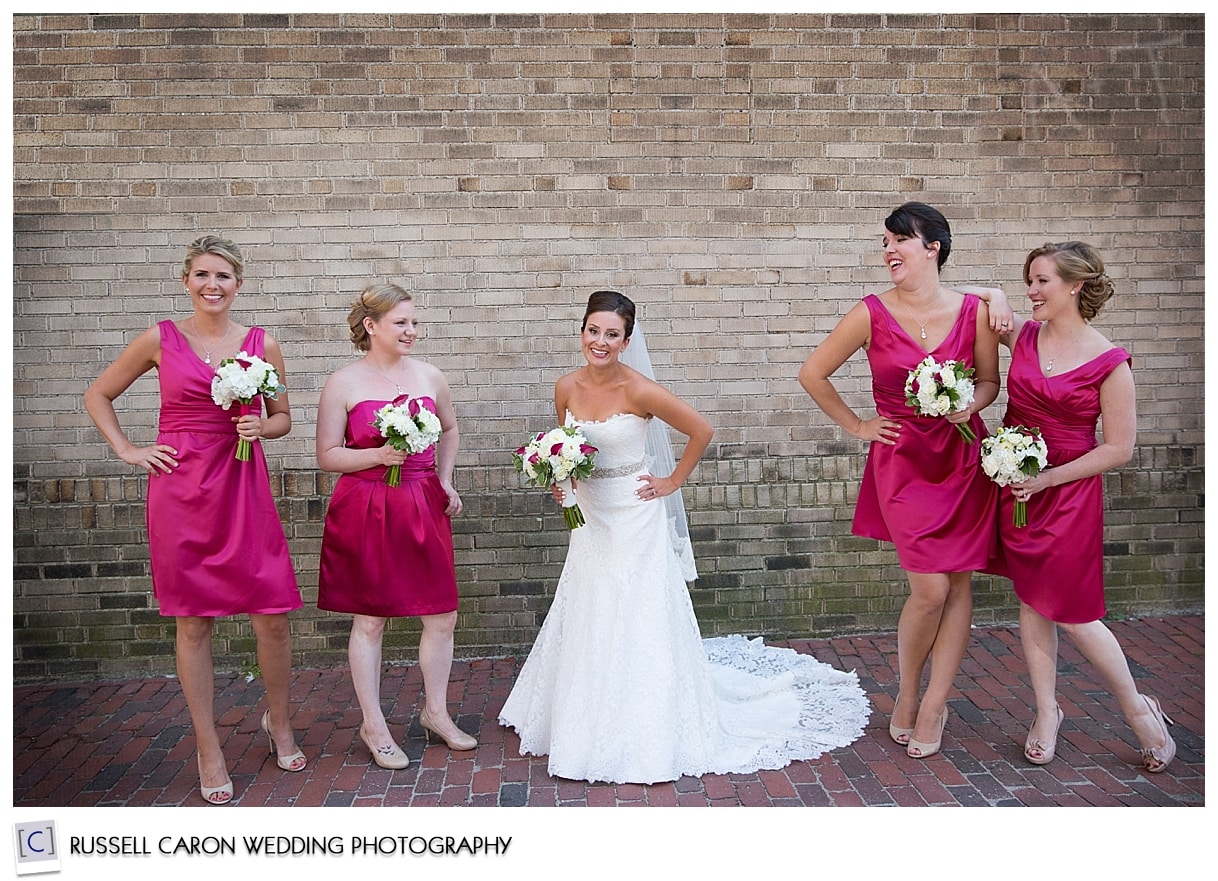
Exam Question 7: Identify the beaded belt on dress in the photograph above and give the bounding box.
[586,460,645,479]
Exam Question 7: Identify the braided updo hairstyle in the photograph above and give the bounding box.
[1023,242,1115,321]
[348,283,412,351]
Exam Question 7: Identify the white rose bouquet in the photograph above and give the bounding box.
[904,355,978,443]
[513,425,598,529]
[210,352,287,461]
[980,425,1050,528]
[371,398,444,487]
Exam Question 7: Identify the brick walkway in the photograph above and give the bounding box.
[13,615,1203,808]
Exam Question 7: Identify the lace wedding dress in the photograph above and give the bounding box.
[499,412,871,784]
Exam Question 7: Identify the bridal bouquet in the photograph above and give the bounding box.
[513,426,598,529]
[371,398,444,487]
[980,425,1049,528]
[210,352,287,461]
[904,355,978,443]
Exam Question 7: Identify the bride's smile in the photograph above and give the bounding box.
[581,313,629,365]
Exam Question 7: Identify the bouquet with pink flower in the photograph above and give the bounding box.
[210,351,287,461]
[980,425,1050,528]
[371,398,443,487]
[904,355,978,443]
[513,425,598,529]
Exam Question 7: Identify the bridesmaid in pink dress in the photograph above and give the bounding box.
[989,242,1175,772]
[800,203,1003,759]
[84,235,306,805]
[316,283,475,770]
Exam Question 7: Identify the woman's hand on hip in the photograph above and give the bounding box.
[852,415,901,445]
[120,443,179,475]
[636,474,677,500]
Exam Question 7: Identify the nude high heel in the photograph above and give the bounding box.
[906,707,948,759]
[419,707,478,751]
[1023,704,1064,766]
[1138,694,1176,774]
[197,756,233,805]
[359,724,410,770]
[889,721,914,746]
[261,709,307,772]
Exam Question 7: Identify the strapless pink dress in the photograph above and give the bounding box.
[317,396,458,617]
[147,321,301,617]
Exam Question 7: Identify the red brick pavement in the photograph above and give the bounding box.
[13,615,1203,808]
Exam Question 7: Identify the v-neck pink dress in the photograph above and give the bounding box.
[994,322,1131,623]
[147,321,301,617]
[851,294,998,573]
[317,396,458,618]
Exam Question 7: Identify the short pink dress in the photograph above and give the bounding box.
[852,294,998,573]
[317,396,458,617]
[996,322,1131,623]
[147,321,301,617]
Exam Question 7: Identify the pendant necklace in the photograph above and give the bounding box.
[898,291,941,340]
[369,358,405,395]
[192,318,233,365]
[1043,328,1082,373]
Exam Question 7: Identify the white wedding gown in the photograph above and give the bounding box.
[498,413,871,784]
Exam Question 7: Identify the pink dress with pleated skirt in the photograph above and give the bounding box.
[147,321,301,617]
[992,322,1131,624]
[317,397,458,618]
[852,294,998,573]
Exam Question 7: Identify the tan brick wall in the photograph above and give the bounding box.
[13,13,1204,679]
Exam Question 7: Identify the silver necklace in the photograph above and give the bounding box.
[367,358,405,395]
[191,318,233,365]
[1042,328,1082,373]
[897,291,941,340]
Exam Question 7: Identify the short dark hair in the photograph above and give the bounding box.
[885,202,952,272]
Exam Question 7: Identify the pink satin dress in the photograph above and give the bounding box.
[851,294,998,573]
[317,396,458,617]
[995,322,1131,623]
[147,321,301,617]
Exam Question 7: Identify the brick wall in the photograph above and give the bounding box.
[13,13,1204,679]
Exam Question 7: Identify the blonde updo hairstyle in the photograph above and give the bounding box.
[1023,241,1115,321]
[348,283,412,351]
[182,234,245,280]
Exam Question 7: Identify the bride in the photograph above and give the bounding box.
[498,290,871,784]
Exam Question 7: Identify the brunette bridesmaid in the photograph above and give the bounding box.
[800,203,1001,758]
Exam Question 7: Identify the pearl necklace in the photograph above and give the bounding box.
[191,318,233,365]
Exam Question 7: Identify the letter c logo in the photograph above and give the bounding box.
[25,830,45,853]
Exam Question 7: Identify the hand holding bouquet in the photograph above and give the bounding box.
[980,425,1049,527]
[904,355,978,443]
[210,351,287,461]
[371,398,444,487]
[513,426,598,529]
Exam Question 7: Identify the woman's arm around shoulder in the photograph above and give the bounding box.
[83,323,179,475]
[956,285,1022,349]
